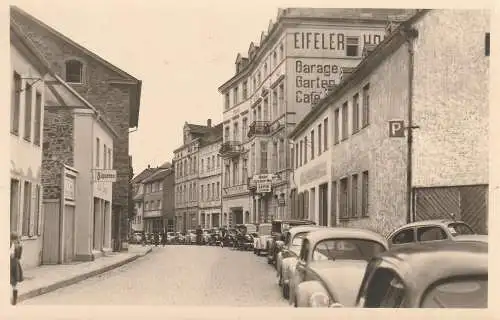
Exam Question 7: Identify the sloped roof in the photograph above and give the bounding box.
[131,167,156,184]
[142,168,173,184]
[159,161,172,169]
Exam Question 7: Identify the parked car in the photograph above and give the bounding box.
[234,224,257,251]
[165,232,175,244]
[387,219,485,249]
[267,219,316,267]
[289,228,389,307]
[186,230,197,244]
[253,223,272,256]
[202,229,211,244]
[354,241,488,308]
[278,225,326,298]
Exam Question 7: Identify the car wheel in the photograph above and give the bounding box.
[256,249,261,256]
[267,255,273,264]
[294,297,298,308]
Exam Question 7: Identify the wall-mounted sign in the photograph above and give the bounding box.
[253,174,274,194]
[294,59,343,105]
[93,169,117,182]
[389,120,405,138]
[64,175,75,200]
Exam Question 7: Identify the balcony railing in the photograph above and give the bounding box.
[248,121,270,138]
[222,184,249,197]
[219,141,243,158]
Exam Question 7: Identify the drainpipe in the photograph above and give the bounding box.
[403,25,419,223]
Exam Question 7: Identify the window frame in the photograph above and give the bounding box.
[65,59,84,84]
[390,227,416,245]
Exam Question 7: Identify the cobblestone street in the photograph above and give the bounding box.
[22,245,288,306]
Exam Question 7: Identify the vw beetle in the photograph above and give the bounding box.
[355,240,488,308]
[289,228,389,307]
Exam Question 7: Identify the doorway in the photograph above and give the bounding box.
[63,204,75,263]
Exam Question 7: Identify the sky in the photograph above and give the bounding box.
[8,0,492,174]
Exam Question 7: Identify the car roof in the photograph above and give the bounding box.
[288,225,326,238]
[387,219,469,237]
[377,241,487,291]
[305,228,389,248]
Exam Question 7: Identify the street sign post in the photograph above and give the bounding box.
[389,120,405,138]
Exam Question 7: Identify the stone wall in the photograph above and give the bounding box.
[41,108,74,200]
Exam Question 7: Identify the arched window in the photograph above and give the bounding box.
[65,59,83,83]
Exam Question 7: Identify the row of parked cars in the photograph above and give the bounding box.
[249,218,487,308]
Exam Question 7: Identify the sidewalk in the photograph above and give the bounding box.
[17,245,153,303]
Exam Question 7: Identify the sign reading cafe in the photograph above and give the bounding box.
[295,60,342,104]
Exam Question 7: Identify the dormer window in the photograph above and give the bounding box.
[65,59,83,83]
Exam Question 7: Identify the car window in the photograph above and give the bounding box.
[291,232,309,247]
[259,225,272,236]
[312,239,387,262]
[391,228,415,244]
[417,226,448,242]
[447,222,475,236]
[272,222,282,233]
[420,276,487,308]
[363,268,406,308]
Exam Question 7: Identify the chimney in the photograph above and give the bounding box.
[207,119,212,127]
[147,164,151,169]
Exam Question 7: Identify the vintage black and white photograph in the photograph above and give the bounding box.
[7,0,492,311]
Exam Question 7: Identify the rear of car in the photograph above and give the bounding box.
[255,223,272,256]
[267,220,316,266]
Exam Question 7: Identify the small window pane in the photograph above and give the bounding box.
[392,229,415,244]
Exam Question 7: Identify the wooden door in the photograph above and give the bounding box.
[63,205,75,263]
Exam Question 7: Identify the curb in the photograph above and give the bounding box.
[18,248,152,303]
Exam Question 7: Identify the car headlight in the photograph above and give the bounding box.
[309,292,330,308]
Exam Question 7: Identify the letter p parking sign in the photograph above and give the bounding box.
[389,120,405,138]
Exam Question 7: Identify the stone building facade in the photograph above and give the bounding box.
[289,9,490,236]
[11,6,142,251]
[218,8,414,226]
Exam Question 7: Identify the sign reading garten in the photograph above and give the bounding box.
[294,59,343,105]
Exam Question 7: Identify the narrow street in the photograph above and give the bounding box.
[22,245,288,306]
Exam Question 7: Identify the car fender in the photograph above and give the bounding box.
[296,280,329,308]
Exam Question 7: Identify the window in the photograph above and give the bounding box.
[291,146,295,170]
[217,155,220,168]
[351,174,358,217]
[257,105,262,121]
[313,239,386,262]
[157,200,162,210]
[251,143,255,174]
[103,145,107,169]
[363,268,406,308]
[201,185,204,201]
[242,118,248,140]
[24,83,32,141]
[225,165,230,186]
[346,37,360,57]
[224,126,230,141]
[207,184,211,200]
[299,141,303,166]
[252,77,257,92]
[22,181,31,236]
[304,136,308,164]
[11,72,21,135]
[65,59,83,83]
[334,109,340,144]
[420,276,488,308]
[96,138,100,168]
[273,50,277,67]
[10,179,20,234]
[260,141,268,173]
[324,118,328,151]
[331,181,337,226]
[217,182,220,199]
[207,157,211,171]
[279,139,285,170]
[341,102,348,140]
[279,43,284,60]
[295,143,299,169]
[243,81,248,99]
[485,32,490,57]
[391,228,415,244]
[362,84,370,127]
[263,98,269,121]
[272,142,278,172]
[310,130,315,160]
[33,92,42,145]
[352,93,360,133]
[278,83,285,115]
[233,86,239,105]
[201,159,204,173]
[264,63,268,77]
[339,178,349,219]
[242,159,248,183]
[233,161,239,185]
[225,93,230,110]
[362,171,369,217]
[317,124,322,156]
[417,226,448,242]
[257,71,261,84]
[212,183,215,199]
[272,89,278,120]
[193,156,197,173]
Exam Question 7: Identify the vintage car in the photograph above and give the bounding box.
[267,219,316,266]
[387,219,485,249]
[165,232,175,244]
[234,224,257,250]
[186,230,197,244]
[253,223,272,256]
[354,241,488,308]
[278,225,326,299]
[289,228,389,307]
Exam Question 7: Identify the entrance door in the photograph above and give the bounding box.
[63,205,75,263]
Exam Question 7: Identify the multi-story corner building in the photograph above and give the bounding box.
[10,22,50,269]
[218,8,415,227]
[130,165,156,233]
[141,162,174,233]
[198,124,223,228]
[289,9,490,236]
[11,6,142,252]
[173,119,222,232]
